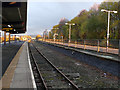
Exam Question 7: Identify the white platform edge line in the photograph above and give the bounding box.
[27,43,37,89]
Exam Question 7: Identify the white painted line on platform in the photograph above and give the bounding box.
[27,44,37,89]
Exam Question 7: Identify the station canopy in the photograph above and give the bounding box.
[2,1,27,34]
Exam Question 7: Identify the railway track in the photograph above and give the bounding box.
[39,41,120,77]
[28,43,79,90]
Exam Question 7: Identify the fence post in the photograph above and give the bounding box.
[75,40,77,48]
[106,39,109,53]
[62,39,64,45]
[68,40,70,47]
[62,36,63,44]
[118,39,120,56]
[97,40,100,52]
[84,40,86,50]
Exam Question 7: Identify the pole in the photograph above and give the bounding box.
[84,40,86,49]
[15,35,16,42]
[97,40,100,52]
[62,36,63,43]
[69,24,71,43]
[75,41,77,48]
[9,33,10,44]
[106,11,110,52]
[54,34,55,42]
[0,31,1,44]
[4,31,6,45]
[119,39,120,56]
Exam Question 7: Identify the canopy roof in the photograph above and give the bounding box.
[2,1,27,34]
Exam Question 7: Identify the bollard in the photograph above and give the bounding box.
[97,40,100,52]
[119,39,120,56]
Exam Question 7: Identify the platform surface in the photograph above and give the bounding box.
[0,42,35,89]
[2,41,24,77]
[10,42,34,88]
[45,41,119,62]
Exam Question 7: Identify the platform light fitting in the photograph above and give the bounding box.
[101,9,117,13]
[8,25,11,27]
[101,9,117,52]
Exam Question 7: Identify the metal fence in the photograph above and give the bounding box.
[44,39,120,55]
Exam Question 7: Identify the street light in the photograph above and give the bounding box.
[65,23,75,43]
[48,30,51,39]
[43,30,47,40]
[53,28,59,42]
[101,9,117,52]
[53,33,58,42]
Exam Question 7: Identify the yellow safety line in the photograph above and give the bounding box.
[0,42,26,89]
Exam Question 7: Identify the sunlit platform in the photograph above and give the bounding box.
[1,42,35,89]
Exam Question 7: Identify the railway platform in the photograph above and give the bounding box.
[0,42,36,89]
[44,41,119,62]
[0,41,119,89]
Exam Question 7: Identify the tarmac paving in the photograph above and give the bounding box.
[1,42,35,89]
[1,41,24,78]
[10,42,34,88]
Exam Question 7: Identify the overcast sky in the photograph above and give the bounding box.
[26,0,102,35]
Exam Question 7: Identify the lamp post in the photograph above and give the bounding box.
[65,23,75,43]
[43,31,45,41]
[43,30,46,41]
[48,30,51,39]
[53,33,58,42]
[53,28,59,42]
[0,30,2,44]
[101,9,117,52]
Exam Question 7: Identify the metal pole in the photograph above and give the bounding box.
[62,36,63,44]
[97,40,100,52]
[15,35,16,42]
[75,41,77,48]
[119,39,120,56]
[0,32,1,44]
[84,40,86,49]
[106,11,110,52]
[69,24,71,43]
[9,33,10,44]
[54,34,55,42]
[4,31,6,45]
[54,36,56,42]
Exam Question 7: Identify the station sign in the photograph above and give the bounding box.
[2,28,13,31]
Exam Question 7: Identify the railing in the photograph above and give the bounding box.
[43,39,120,56]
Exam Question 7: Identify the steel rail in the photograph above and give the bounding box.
[32,43,79,90]
[28,43,48,90]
